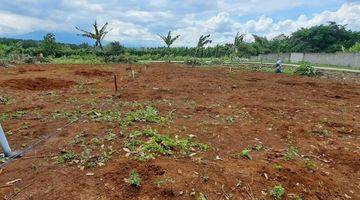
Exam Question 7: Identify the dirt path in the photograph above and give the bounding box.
[0,63,359,199]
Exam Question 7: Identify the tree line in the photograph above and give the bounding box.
[0,21,359,61]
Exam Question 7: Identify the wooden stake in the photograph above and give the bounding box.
[131,70,135,79]
[114,75,118,92]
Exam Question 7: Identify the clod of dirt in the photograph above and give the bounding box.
[74,70,113,77]
[2,78,75,91]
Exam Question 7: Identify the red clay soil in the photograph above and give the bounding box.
[2,77,75,91]
[0,63,359,200]
[74,69,114,77]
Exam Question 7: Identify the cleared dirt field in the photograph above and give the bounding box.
[0,63,359,199]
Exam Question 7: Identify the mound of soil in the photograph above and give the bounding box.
[2,77,75,91]
[74,69,113,77]
[17,68,45,74]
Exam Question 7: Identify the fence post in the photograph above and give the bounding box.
[0,124,12,157]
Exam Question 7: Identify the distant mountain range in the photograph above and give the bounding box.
[6,31,161,48]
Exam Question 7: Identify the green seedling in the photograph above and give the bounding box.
[126,170,141,187]
[273,164,284,171]
[283,146,298,161]
[241,149,252,160]
[272,185,285,200]
[198,193,207,200]
[56,151,77,164]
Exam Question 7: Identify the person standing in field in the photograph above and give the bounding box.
[275,59,283,74]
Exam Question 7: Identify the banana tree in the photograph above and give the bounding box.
[232,32,245,61]
[159,31,180,62]
[76,20,110,49]
[193,34,212,66]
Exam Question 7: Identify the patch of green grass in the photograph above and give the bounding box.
[123,106,165,125]
[253,144,265,151]
[53,109,81,123]
[125,128,209,161]
[51,55,104,64]
[69,132,87,145]
[272,185,285,200]
[126,170,141,187]
[0,110,28,122]
[273,164,284,171]
[283,146,298,161]
[56,151,77,164]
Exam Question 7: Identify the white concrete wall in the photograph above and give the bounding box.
[259,53,291,62]
[290,53,304,63]
[257,52,360,68]
[303,53,360,67]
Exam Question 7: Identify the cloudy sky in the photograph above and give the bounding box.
[0,0,359,47]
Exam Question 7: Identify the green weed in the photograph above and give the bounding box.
[126,170,141,187]
[272,185,285,200]
[283,146,298,161]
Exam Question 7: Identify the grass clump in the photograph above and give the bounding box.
[123,106,165,124]
[283,146,298,161]
[273,164,284,171]
[272,185,285,200]
[124,128,209,161]
[294,61,316,76]
[56,151,77,164]
[125,170,141,187]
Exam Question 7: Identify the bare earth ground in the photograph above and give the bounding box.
[0,63,359,200]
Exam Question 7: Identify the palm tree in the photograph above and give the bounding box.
[76,20,110,49]
[232,32,245,60]
[159,31,180,62]
[159,31,180,48]
[193,34,211,66]
[197,34,212,49]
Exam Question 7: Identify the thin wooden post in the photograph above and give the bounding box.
[114,75,118,92]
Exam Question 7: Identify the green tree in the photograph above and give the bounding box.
[159,31,180,62]
[41,33,58,57]
[159,31,180,48]
[196,34,212,57]
[76,20,110,49]
[105,41,125,55]
[349,42,360,52]
[289,22,357,53]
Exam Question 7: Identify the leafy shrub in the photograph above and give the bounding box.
[349,42,360,52]
[185,58,202,66]
[126,170,141,187]
[294,61,316,76]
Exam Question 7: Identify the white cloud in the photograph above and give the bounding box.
[168,2,360,46]
[107,20,156,42]
[0,1,359,46]
[61,0,103,12]
[0,11,61,35]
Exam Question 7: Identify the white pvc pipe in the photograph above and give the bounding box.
[0,124,12,157]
